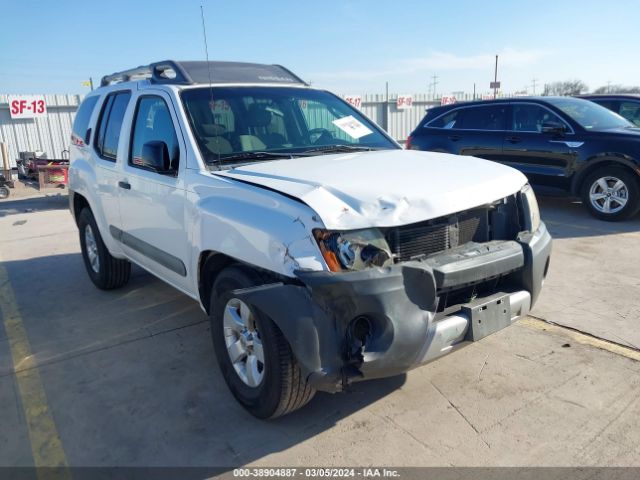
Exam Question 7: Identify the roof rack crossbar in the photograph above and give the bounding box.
[100,60,193,87]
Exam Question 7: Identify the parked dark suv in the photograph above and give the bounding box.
[579,94,640,127]
[407,97,640,221]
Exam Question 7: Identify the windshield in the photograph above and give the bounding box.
[546,97,633,131]
[180,86,398,165]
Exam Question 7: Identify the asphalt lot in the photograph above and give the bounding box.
[0,191,639,468]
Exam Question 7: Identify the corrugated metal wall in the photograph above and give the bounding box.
[331,93,437,144]
[0,94,83,168]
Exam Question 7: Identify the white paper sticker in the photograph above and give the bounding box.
[332,115,373,139]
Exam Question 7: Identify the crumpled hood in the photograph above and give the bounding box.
[214,149,528,230]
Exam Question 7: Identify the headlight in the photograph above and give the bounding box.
[314,228,393,272]
[521,184,541,232]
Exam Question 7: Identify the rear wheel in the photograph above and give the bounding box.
[581,167,640,221]
[0,186,9,199]
[209,266,315,419]
[78,208,131,289]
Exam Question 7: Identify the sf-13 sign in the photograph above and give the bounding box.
[8,95,48,119]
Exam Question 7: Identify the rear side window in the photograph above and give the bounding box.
[427,109,460,129]
[95,91,131,161]
[71,96,99,146]
[458,105,507,130]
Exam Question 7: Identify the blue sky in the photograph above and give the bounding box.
[1,0,638,95]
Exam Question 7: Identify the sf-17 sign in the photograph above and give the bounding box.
[344,95,362,109]
[8,95,47,119]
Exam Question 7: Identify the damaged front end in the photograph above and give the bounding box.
[234,191,552,393]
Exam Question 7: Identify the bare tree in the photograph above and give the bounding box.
[593,85,640,94]
[542,80,588,96]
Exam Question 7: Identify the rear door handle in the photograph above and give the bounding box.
[448,135,461,142]
[506,136,522,144]
[118,181,131,190]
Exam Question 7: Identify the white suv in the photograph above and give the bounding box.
[69,60,552,418]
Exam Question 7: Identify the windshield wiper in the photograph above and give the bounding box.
[302,144,381,155]
[212,151,302,165]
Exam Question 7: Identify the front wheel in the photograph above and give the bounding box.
[0,186,9,199]
[78,208,131,289]
[210,266,315,419]
[581,167,640,221]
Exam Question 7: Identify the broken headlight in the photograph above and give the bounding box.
[521,184,541,232]
[314,228,393,272]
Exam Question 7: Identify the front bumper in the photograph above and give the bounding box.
[236,222,552,392]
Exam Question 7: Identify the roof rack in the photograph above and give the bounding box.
[100,60,307,87]
[100,61,192,87]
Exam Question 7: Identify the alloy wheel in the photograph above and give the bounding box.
[589,176,628,214]
[223,298,265,387]
[84,224,100,273]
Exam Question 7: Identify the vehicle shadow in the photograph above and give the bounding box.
[0,193,69,218]
[0,252,406,467]
[537,195,640,239]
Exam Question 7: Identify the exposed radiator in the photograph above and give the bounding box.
[386,208,490,262]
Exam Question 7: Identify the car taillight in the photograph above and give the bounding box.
[405,135,413,150]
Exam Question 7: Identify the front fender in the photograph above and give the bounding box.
[187,173,327,290]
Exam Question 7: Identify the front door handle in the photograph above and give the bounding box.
[118,181,131,190]
[506,136,522,144]
[448,135,461,142]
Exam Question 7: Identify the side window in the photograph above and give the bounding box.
[95,92,131,161]
[593,100,617,111]
[512,104,567,132]
[428,110,460,129]
[619,102,640,127]
[71,96,99,146]
[459,105,506,130]
[130,96,180,172]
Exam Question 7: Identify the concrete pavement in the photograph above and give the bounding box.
[0,193,639,468]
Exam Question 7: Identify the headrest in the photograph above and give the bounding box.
[246,103,272,127]
[201,123,226,136]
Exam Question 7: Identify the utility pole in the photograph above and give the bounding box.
[531,77,538,95]
[607,80,612,93]
[473,83,476,101]
[429,74,439,100]
[493,55,499,99]
[89,77,94,91]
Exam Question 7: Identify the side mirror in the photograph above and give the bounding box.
[140,141,171,172]
[541,121,566,135]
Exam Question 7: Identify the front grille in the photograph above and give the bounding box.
[387,209,489,262]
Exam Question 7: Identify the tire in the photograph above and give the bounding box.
[581,167,640,221]
[0,186,9,200]
[209,265,315,419]
[78,208,131,290]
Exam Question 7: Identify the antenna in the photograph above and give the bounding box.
[200,5,221,167]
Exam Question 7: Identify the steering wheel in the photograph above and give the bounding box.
[308,128,334,145]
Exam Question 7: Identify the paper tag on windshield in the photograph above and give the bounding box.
[332,115,373,139]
